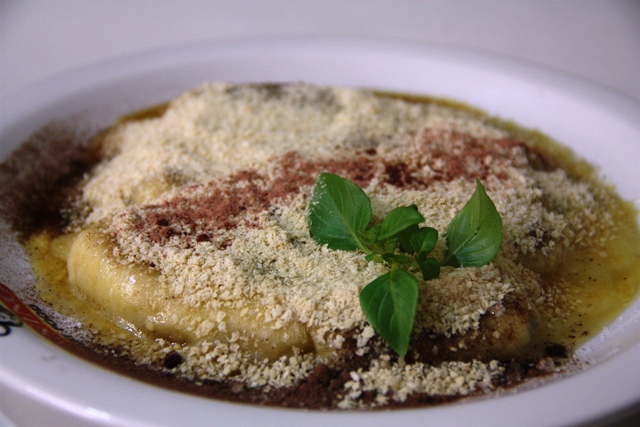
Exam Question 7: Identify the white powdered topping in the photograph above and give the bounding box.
[339,358,504,408]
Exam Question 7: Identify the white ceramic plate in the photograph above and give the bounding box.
[1,37,639,427]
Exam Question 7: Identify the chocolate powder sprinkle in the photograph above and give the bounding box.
[134,151,381,245]
[0,121,99,236]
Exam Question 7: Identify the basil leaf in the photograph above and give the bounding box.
[374,205,425,242]
[410,227,439,257]
[308,172,372,251]
[397,224,419,253]
[381,253,411,265]
[359,270,418,356]
[444,179,502,267]
[416,257,441,280]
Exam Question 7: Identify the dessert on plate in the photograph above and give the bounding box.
[1,83,638,409]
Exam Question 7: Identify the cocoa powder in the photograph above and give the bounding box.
[0,121,100,237]
[131,133,541,247]
[134,151,379,245]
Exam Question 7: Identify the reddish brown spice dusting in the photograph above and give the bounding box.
[139,171,273,243]
[418,129,522,183]
[274,151,378,189]
[384,162,416,188]
[129,131,546,246]
[134,151,380,244]
[0,122,100,237]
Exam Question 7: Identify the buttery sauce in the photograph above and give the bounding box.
[528,221,640,350]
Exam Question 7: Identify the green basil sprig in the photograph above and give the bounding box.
[308,173,502,356]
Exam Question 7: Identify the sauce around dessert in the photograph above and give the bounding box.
[3,83,640,409]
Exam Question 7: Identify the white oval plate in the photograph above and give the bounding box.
[1,37,639,427]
